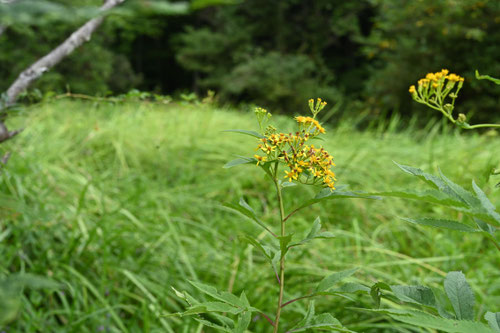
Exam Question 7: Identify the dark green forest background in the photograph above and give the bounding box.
[1,0,499,121]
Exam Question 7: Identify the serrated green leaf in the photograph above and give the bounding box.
[316,268,359,292]
[223,129,265,138]
[289,217,335,248]
[394,162,449,190]
[239,235,273,260]
[485,312,500,332]
[358,308,495,333]
[295,189,380,212]
[370,282,392,308]
[234,311,251,333]
[391,285,436,308]
[474,218,496,235]
[223,199,276,237]
[184,301,242,315]
[188,281,244,308]
[331,283,370,294]
[278,234,293,256]
[472,181,500,227]
[439,169,480,208]
[289,304,355,332]
[402,217,479,233]
[223,157,256,169]
[444,271,475,320]
[194,318,233,332]
[374,189,467,208]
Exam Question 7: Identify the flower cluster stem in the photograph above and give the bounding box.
[273,179,286,333]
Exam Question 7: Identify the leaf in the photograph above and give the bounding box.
[438,169,480,208]
[194,318,233,332]
[222,129,265,139]
[402,217,479,233]
[485,312,500,333]
[295,188,380,212]
[281,181,297,188]
[391,285,436,307]
[188,281,244,309]
[223,157,256,169]
[223,198,276,237]
[370,282,392,308]
[183,301,242,315]
[270,249,281,281]
[476,70,500,85]
[474,218,496,236]
[394,162,449,190]
[289,303,355,332]
[374,189,467,208]
[472,181,500,227]
[331,283,370,294]
[316,268,359,292]
[358,308,495,333]
[239,235,273,260]
[278,234,293,256]
[444,271,475,320]
[289,217,335,248]
[234,311,251,333]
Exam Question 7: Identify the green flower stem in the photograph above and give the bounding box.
[467,123,500,129]
[273,177,286,333]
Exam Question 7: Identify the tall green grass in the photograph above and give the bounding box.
[0,100,498,332]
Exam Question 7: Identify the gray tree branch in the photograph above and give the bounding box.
[0,0,125,145]
[5,0,125,106]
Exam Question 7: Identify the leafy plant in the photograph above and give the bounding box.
[172,99,378,332]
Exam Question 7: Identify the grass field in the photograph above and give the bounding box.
[1,100,499,332]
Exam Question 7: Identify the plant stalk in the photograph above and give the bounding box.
[273,179,286,333]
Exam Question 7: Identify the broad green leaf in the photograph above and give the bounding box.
[476,70,500,85]
[223,199,276,237]
[223,129,265,138]
[289,217,335,248]
[296,189,380,212]
[444,271,475,320]
[472,181,500,227]
[316,268,359,292]
[223,157,256,169]
[485,312,500,333]
[183,301,242,315]
[391,285,436,307]
[359,308,495,333]
[402,217,479,233]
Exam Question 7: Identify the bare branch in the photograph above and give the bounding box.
[4,0,125,106]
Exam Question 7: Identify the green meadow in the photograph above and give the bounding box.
[1,100,499,332]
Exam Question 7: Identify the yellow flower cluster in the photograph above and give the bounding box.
[409,69,464,95]
[409,69,465,115]
[254,109,336,189]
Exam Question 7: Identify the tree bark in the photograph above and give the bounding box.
[0,0,125,144]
